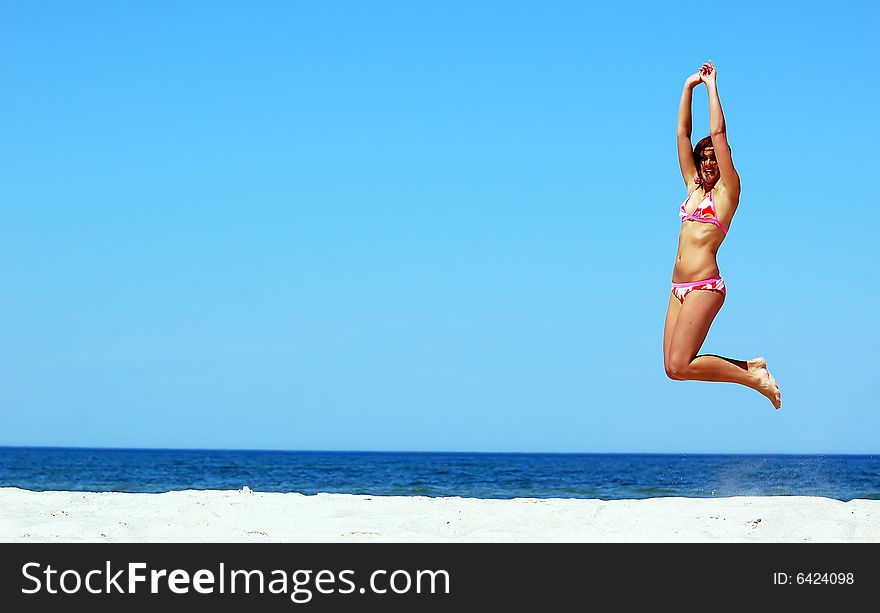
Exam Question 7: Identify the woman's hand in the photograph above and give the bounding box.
[685,72,702,90]
[699,60,717,85]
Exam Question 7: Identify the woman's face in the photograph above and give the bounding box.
[699,147,718,185]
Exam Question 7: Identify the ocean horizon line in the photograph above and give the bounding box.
[0,445,875,458]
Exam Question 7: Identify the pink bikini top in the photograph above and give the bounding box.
[680,188,728,235]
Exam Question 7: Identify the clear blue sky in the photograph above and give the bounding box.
[2,1,878,454]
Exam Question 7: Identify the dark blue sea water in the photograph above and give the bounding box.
[1,447,878,501]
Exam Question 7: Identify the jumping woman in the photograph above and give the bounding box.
[664,60,782,409]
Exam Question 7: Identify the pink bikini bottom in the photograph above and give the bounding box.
[671,276,726,303]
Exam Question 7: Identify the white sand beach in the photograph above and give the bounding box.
[1,487,878,543]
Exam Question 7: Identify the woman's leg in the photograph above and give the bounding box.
[666,289,781,408]
[663,291,682,379]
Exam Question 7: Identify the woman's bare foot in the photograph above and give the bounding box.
[748,357,781,409]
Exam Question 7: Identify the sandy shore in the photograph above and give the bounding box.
[1,487,878,542]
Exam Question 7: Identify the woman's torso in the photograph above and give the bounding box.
[672,184,736,282]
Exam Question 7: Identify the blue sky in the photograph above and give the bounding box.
[2,1,878,454]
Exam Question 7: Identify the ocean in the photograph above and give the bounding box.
[1,447,877,501]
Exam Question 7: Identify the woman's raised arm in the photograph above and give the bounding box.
[677,72,703,189]
[700,61,741,197]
